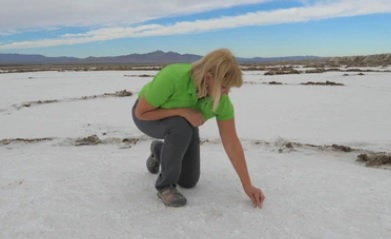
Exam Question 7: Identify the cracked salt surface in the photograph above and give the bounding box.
[1,70,391,239]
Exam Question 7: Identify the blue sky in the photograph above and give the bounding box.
[1,0,391,58]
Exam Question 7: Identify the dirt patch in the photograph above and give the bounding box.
[331,144,353,152]
[0,135,143,147]
[277,142,355,153]
[121,138,140,144]
[267,139,389,169]
[357,153,391,167]
[0,137,54,145]
[73,135,141,147]
[343,72,365,76]
[124,74,154,77]
[17,100,59,109]
[244,81,286,85]
[104,90,133,97]
[12,89,133,110]
[75,135,102,146]
[1,180,25,189]
[278,142,295,153]
[301,81,344,86]
[266,81,283,85]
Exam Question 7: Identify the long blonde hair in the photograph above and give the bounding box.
[191,48,243,111]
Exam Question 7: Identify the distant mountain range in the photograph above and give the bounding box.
[0,50,321,65]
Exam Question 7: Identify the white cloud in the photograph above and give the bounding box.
[0,0,269,32]
[1,0,391,50]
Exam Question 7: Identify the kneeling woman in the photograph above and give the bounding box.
[132,48,265,208]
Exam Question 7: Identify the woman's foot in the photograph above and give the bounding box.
[157,186,187,207]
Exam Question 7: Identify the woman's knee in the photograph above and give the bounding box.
[178,173,200,188]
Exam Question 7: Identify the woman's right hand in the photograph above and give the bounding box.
[181,109,205,127]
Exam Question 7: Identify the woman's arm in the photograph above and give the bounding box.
[135,96,205,127]
[217,118,265,208]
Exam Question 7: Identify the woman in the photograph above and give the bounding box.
[132,48,265,208]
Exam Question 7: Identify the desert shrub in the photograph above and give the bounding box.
[357,153,391,167]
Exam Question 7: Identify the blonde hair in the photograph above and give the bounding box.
[191,48,243,111]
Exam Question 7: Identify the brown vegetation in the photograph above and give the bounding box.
[357,153,391,167]
[329,54,391,67]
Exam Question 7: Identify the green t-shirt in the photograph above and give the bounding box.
[138,63,234,121]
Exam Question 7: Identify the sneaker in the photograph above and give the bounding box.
[146,140,162,174]
[157,186,187,207]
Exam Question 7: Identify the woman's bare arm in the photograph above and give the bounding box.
[217,118,265,208]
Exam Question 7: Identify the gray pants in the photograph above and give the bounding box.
[132,100,200,190]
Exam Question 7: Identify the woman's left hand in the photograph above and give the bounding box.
[244,185,265,208]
